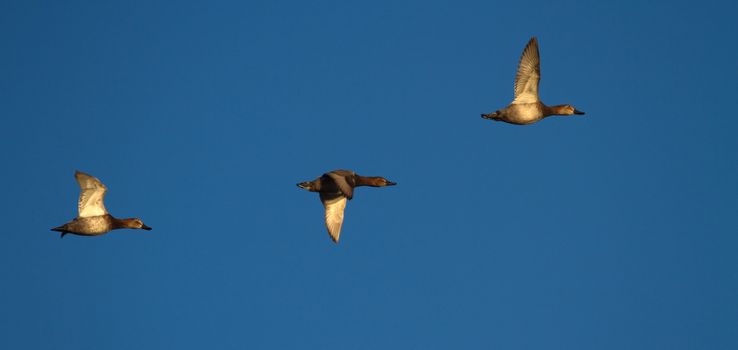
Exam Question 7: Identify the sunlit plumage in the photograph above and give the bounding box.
[481,37,585,125]
[51,171,152,238]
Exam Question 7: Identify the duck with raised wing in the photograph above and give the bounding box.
[297,169,396,243]
[481,37,585,125]
[51,171,152,238]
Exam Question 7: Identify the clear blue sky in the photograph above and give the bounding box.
[2,0,737,349]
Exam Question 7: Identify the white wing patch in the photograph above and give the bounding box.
[75,171,108,218]
[512,37,541,104]
[320,194,347,243]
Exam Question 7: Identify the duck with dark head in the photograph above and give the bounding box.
[297,169,396,243]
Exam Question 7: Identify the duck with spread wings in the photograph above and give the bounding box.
[297,170,396,243]
[51,171,152,238]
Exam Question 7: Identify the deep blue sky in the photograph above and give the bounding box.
[2,0,737,349]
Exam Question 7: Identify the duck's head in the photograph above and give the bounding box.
[563,105,585,115]
[365,177,397,187]
[124,218,152,230]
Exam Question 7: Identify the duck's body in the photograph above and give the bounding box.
[51,214,150,237]
[485,102,581,125]
[490,102,546,125]
[51,171,151,238]
[297,169,396,243]
[481,37,584,125]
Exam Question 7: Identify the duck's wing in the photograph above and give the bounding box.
[512,37,541,104]
[75,170,108,217]
[325,170,355,200]
[320,193,347,243]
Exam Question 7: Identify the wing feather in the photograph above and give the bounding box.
[512,37,541,104]
[75,171,108,217]
[326,170,355,200]
[320,193,347,243]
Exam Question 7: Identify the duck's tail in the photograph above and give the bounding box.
[51,225,69,238]
[297,181,318,192]
[481,111,498,120]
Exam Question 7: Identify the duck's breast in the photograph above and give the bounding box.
[72,216,113,235]
[506,103,543,124]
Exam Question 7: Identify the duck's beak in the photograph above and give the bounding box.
[574,109,585,115]
[297,182,310,189]
[141,224,152,231]
[386,181,397,186]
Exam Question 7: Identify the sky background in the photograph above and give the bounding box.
[1,0,737,349]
